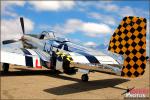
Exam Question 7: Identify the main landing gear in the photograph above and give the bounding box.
[81,74,89,82]
[2,63,9,73]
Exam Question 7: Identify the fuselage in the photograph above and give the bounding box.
[23,35,120,65]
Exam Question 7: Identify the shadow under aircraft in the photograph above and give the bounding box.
[1,68,130,95]
[44,78,129,95]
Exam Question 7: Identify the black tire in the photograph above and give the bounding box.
[2,63,9,72]
[50,51,57,70]
[81,74,89,82]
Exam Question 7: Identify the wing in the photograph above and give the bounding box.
[54,50,122,75]
[1,46,50,68]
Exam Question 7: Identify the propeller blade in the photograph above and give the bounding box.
[2,40,17,44]
[20,17,25,35]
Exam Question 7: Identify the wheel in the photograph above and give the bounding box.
[49,51,57,70]
[2,63,9,73]
[81,74,89,82]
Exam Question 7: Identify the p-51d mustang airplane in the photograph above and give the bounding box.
[1,16,147,81]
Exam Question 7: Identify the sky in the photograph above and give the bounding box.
[1,0,149,56]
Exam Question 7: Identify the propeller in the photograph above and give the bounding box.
[20,17,25,35]
[2,40,17,45]
[2,17,25,45]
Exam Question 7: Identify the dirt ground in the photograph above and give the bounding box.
[0,62,149,99]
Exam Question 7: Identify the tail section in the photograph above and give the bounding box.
[108,16,147,78]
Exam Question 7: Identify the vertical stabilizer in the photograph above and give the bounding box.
[108,16,147,78]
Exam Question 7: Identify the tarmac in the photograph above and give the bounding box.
[0,62,149,99]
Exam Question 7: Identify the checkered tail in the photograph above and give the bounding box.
[108,16,147,78]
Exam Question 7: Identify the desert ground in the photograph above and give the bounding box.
[0,62,149,99]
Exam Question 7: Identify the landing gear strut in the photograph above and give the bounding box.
[2,63,9,73]
[81,74,89,82]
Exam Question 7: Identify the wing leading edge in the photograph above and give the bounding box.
[1,47,50,68]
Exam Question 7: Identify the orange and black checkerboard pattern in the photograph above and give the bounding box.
[108,16,146,78]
